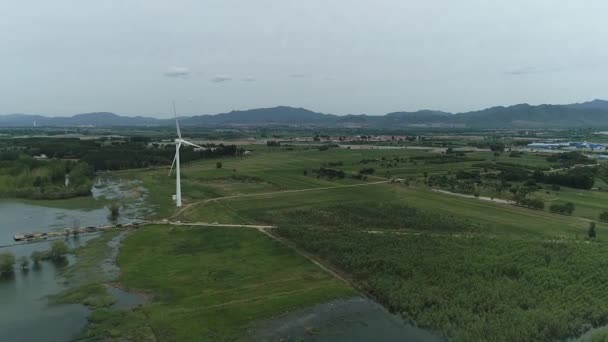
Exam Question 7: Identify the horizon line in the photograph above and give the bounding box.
[0,98,606,118]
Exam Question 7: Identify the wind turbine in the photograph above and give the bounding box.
[169,102,204,207]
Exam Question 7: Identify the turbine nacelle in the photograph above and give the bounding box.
[169,139,202,176]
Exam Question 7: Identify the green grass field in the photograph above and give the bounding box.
[81,225,354,341]
[539,187,608,221]
[118,146,396,218]
[113,146,608,241]
[175,182,605,240]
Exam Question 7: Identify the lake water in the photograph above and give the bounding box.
[0,177,148,341]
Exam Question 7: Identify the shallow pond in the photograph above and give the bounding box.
[102,232,147,310]
[250,296,444,342]
[0,177,149,341]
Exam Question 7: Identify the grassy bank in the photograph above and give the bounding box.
[50,231,120,310]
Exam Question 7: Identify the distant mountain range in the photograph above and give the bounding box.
[2,100,608,129]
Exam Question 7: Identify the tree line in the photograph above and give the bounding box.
[0,137,243,172]
[0,156,94,199]
[0,240,69,276]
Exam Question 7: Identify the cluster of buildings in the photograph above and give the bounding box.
[291,135,413,143]
[527,141,606,150]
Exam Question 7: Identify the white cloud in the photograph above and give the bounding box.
[211,75,232,83]
[164,66,190,78]
[504,66,563,76]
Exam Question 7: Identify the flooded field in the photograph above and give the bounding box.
[0,177,148,341]
[2,177,443,341]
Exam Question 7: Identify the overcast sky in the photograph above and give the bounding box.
[1,0,607,117]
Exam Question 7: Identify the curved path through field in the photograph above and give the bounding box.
[428,188,599,223]
[171,180,390,219]
[163,182,394,286]
[430,189,514,204]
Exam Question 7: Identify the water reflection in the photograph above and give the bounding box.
[0,247,90,341]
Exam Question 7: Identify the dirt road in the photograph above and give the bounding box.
[172,180,390,219]
[430,189,514,204]
[150,221,276,229]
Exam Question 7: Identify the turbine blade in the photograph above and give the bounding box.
[181,140,204,149]
[168,152,177,176]
[168,142,182,176]
[173,101,182,139]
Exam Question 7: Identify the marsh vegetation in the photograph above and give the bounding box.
[276,206,608,341]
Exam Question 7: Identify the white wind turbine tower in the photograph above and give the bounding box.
[169,102,204,207]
